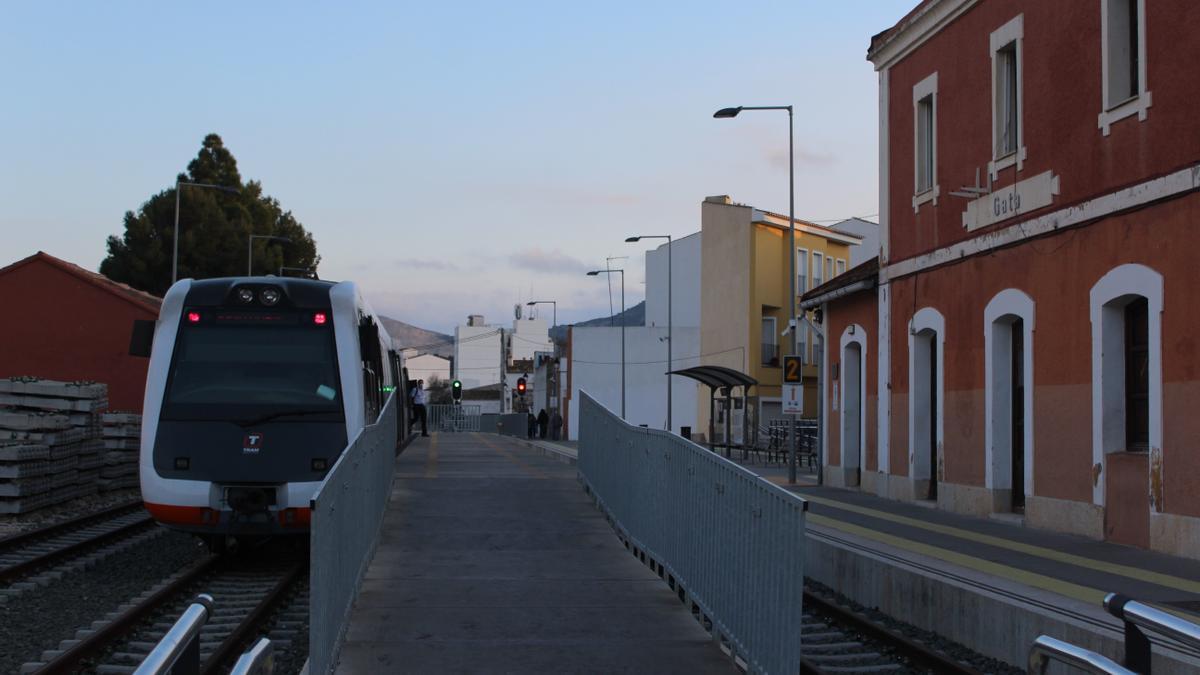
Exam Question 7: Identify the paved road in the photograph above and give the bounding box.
[336,432,733,674]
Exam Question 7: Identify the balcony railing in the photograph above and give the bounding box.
[760,342,780,366]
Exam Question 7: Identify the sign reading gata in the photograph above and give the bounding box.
[963,170,1059,232]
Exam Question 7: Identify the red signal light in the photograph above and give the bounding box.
[313,312,328,325]
[187,312,201,323]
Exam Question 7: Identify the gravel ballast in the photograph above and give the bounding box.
[0,527,205,674]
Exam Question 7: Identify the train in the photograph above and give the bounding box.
[134,277,409,549]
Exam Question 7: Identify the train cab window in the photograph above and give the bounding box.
[162,312,343,423]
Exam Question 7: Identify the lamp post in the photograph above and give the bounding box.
[173,181,240,284]
[626,235,672,433]
[525,300,557,327]
[715,103,799,484]
[588,269,625,418]
[247,235,292,276]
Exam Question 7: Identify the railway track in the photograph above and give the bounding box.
[24,542,307,674]
[800,589,984,674]
[0,500,156,586]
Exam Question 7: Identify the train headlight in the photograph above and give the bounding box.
[259,288,281,306]
[236,287,255,304]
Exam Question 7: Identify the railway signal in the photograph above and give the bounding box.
[516,377,527,395]
[452,379,462,401]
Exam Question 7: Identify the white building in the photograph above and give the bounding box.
[645,232,702,328]
[401,351,451,390]
[453,315,502,391]
[831,218,880,268]
[565,230,703,439]
[508,316,552,362]
[566,326,701,439]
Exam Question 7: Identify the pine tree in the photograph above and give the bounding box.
[100,134,321,296]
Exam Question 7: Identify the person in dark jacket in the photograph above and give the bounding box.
[527,412,537,439]
[550,409,563,441]
[537,409,549,439]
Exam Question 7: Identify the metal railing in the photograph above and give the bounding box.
[230,637,274,675]
[428,403,481,432]
[309,392,398,675]
[1027,635,1135,675]
[134,594,214,675]
[578,392,808,675]
[1028,591,1200,674]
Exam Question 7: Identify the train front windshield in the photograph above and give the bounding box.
[162,310,343,424]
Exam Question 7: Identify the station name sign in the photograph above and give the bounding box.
[963,170,1059,232]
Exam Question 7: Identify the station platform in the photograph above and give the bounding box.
[335,433,733,674]
[521,438,1200,670]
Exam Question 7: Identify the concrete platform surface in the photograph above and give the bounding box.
[336,432,733,674]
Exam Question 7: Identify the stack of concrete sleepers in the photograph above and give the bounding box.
[100,412,141,492]
[0,378,109,514]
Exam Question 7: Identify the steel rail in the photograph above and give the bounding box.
[0,499,144,549]
[0,513,156,584]
[35,553,221,675]
[200,561,307,674]
[800,590,983,675]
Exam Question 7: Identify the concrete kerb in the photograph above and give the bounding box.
[507,436,578,465]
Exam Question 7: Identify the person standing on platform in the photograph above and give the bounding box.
[410,380,429,437]
[527,412,537,439]
[537,408,549,439]
[550,409,562,441]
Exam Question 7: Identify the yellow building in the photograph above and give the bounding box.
[698,195,860,439]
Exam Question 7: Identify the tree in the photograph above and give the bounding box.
[426,376,453,405]
[100,134,321,296]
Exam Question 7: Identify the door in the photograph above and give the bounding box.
[1011,319,1025,512]
[929,338,938,500]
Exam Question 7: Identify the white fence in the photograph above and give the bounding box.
[308,393,397,675]
[579,392,808,674]
[428,403,481,432]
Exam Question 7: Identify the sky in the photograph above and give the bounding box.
[0,1,914,334]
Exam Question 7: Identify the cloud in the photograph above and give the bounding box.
[395,258,458,271]
[508,247,592,275]
[765,146,834,170]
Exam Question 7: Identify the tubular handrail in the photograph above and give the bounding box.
[1028,635,1136,675]
[1105,592,1200,648]
[133,594,214,675]
[230,637,273,675]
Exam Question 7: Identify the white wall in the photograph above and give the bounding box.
[454,324,501,390]
[405,353,451,389]
[567,325,701,439]
[832,218,881,268]
[645,231,702,329]
[509,317,552,362]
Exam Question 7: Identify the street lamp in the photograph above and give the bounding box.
[587,269,625,419]
[173,181,240,284]
[627,235,673,433]
[247,235,292,276]
[525,300,557,327]
[715,103,799,484]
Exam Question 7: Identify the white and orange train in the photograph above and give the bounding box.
[134,277,407,550]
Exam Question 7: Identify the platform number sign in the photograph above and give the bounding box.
[783,356,802,383]
[782,355,803,415]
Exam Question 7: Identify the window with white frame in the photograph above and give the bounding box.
[797,248,809,294]
[1100,0,1150,134]
[812,250,823,289]
[990,15,1024,176]
[825,256,833,281]
[912,72,939,209]
[836,259,846,276]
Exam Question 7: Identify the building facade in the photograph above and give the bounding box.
[698,196,860,436]
[811,0,1200,558]
[0,252,162,412]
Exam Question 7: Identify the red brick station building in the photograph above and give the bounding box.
[802,0,1200,558]
[0,252,161,412]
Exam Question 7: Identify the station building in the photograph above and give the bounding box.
[0,251,161,412]
[806,0,1200,557]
